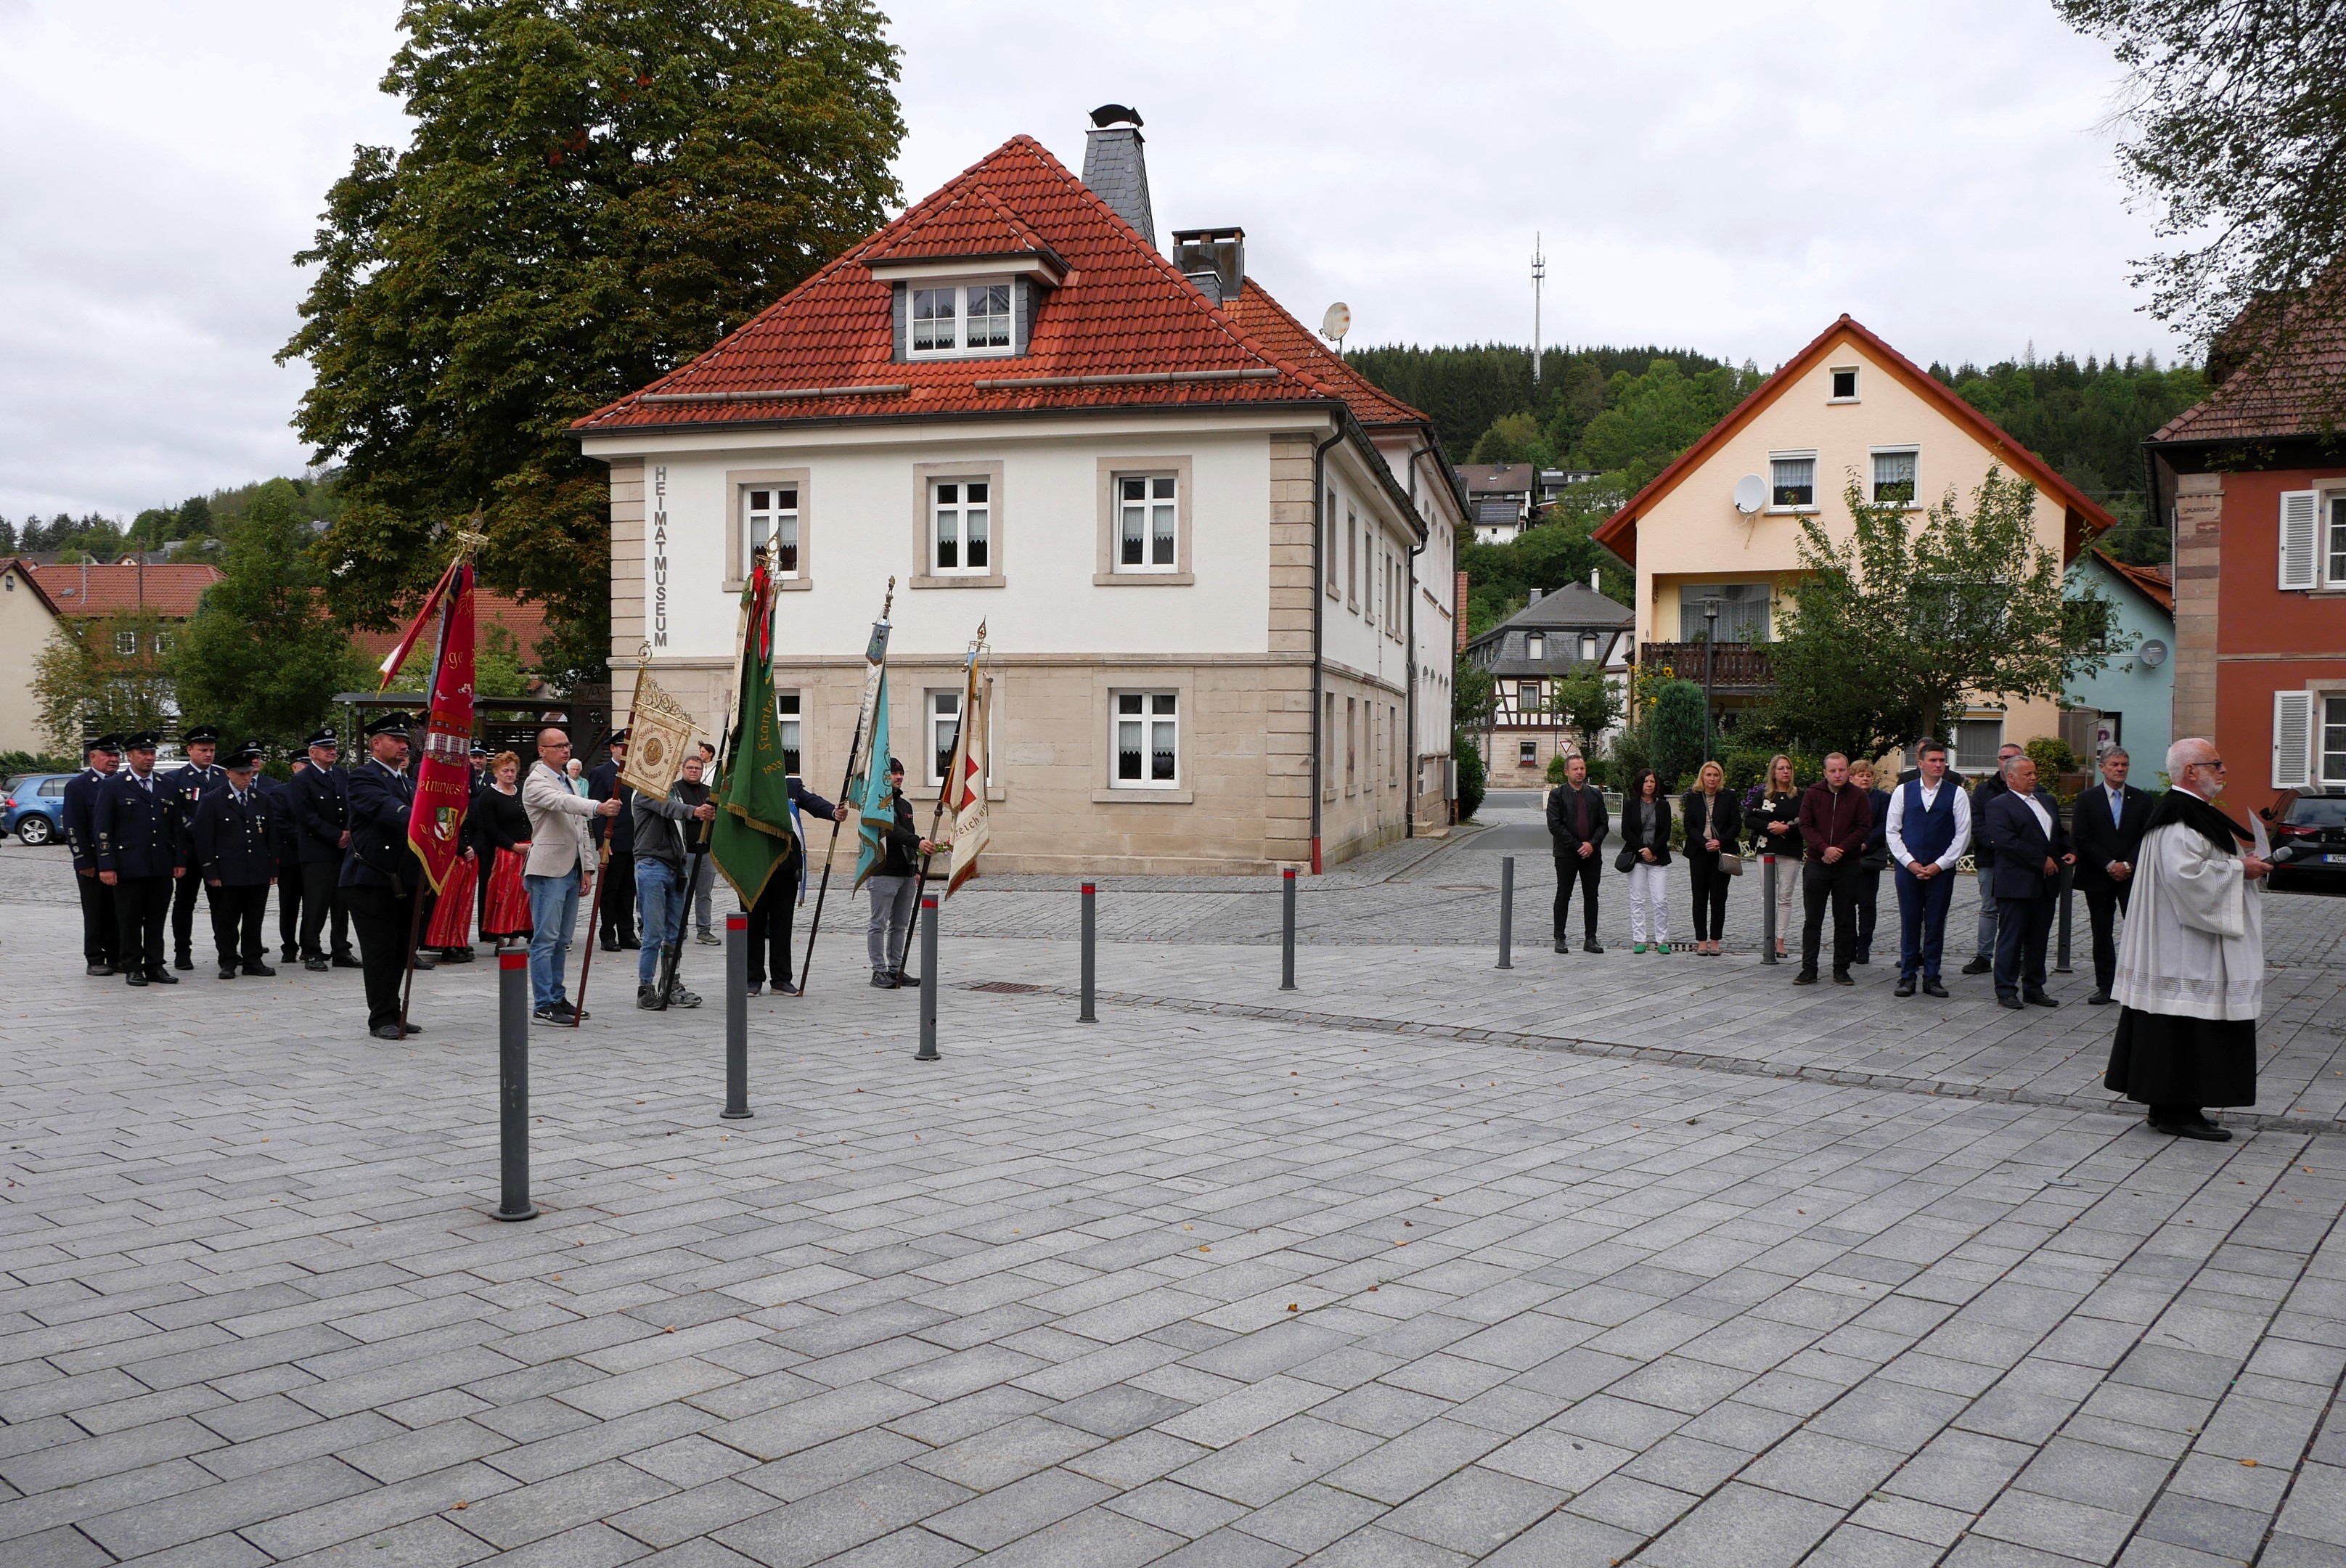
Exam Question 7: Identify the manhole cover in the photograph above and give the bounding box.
[969,981,1046,994]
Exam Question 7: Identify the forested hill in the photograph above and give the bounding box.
[1344,343,2204,566]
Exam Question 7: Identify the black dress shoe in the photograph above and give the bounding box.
[2024,989,2059,1008]
[2149,1112,2231,1142]
[1582,941,1604,955]
[870,973,897,989]
[438,947,473,964]
[620,936,641,950]
[125,971,148,987]
[87,963,117,977]
[244,962,276,977]
[218,966,238,980]
[332,953,361,968]
[1997,993,2024,1010]
[173,955,193,971]
[777,982,804,997]
[2088,991,2112,1005]
[370,1024,408,1041]
[1894,976,1917,997]
[280,948,299,965]
[1832,973,1855,987]
[148,968,179,985]
[1961,957,1993,976]
[1792,971,1818,985]
[1921,979,1949,998]
[1553,939,1569,954]
[600,935,621,952]
[893,972,920,987]
[305,956,330,972]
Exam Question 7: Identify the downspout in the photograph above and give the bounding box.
[1309,420,1343,874]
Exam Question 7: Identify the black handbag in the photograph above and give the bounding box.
[1615,844,1638,873]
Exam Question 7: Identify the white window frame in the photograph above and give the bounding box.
[1768,450,1819,513]
[1828,365,1860,403]
[907,279,1016,359]
[929,479,992,577]
[1579,632,1598,662]
[114,629,137,656]
[927,690,960,788]
[743,486,801,579]
[776,690,802,777]
[1526,632,1545,661]
[2278,489,2318,589]
[2274,690,2315,789]
[2328,494,2346,588]
[1519,738,1537,768]
[1870,446,1920,508]
[1114,473,1180,574]
[1111,690,1180,789]
[2322,693,2346,788]
[1953,715,2006,775]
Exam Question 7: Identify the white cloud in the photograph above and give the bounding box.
[0,0,2173,521]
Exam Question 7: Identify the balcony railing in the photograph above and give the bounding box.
[1640,641,1773,690]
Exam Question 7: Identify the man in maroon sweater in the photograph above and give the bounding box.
[1796,752,1873,986]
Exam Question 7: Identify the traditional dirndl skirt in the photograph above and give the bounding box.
[425,855,477,947]
[483,847,532,938]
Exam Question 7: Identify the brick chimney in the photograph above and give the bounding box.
[1172,227,1244,305]
[1455,571,1469,653]
[1082,104,1155,249]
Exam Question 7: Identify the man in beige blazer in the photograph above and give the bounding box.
[522,727,619,1023]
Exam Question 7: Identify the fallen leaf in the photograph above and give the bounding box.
[1287,1303,1299,1312]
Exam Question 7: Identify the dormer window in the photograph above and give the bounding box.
[910,281,1015,357]
[1526,632,1545,661]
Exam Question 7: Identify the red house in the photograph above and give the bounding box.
[2148,287,2346,809]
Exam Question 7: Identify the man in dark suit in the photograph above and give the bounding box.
[1961,740,2024,976]
[589,729,637,951]
[1981,754,2075,1010]
[94,731,185,987]
[193,742,277,979]
[158,724,224,971]
[1545,753,1608,954]
[293,728,359,971]
[340,711,432,1039]
[63,733,123,976]
[265,757,308,963]
[2071,746,2154,1005]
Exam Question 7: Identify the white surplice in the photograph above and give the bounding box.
[2109,820,2263,1021]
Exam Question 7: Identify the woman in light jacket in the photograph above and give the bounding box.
[1619,767,1672,954]
[1682,759,1739,956]
[1755,754,1804,957]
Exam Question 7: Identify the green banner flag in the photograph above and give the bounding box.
[711,566,798,908]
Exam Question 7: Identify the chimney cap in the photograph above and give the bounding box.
[1090,103,1143,129]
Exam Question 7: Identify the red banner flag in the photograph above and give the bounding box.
[408,561,478,894]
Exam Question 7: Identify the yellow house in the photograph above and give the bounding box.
[1593,316,2116,772]
[0,559,62,754]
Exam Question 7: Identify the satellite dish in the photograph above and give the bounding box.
[2138,638,2167,668]
[1320,302,1351,346]
[1732,473,1766,515]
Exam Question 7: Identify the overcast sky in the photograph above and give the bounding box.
[0,0,2175,523]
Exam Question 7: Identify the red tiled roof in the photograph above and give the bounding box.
[864,184,1065,271]
[2093,550,2174,615]
[1217,279,1428,427]
[21,560,221,618]
[1595,315,2118,566]
[351,590,550,668]
[2151,273,2346,445]
[575,136,1367,433]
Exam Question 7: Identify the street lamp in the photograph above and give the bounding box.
[1699,598,1722,762]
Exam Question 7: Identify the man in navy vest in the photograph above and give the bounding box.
[64,732,123,975]
[158,724,224,971]
[194,741,278,979]
[94,730,185,987]
[293,727,359,971]
[1884,739,1971,998]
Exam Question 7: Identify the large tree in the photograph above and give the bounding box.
[282,0,904,675]
[2056,1,2346,400]
[172,481,372,752]
[32,614,181,754]
[1766,470,2122,758]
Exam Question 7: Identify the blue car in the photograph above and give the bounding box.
[3,772,74,846]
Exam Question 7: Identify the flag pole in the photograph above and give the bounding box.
[395,525,486,1040]
[798,579,894,992]
[657,703,729,1009]
[571,838,610,1026]
[894,624,983,982]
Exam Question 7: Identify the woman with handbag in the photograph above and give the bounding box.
[478,752,534,949]
[1850,759,1893,964]
[1683,759,1740,955]
[1756,754,1805,957]
[1618,768,1672,954]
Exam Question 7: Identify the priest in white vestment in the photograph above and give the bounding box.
[2103,738,2273,1142]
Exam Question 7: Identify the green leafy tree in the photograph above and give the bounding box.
[1452,728,1487,820]
[1648,679,1708,790]
[1452,653,1495,732]
[1765,469,2122,757]
[172,481,372,752]
[1545,663,1620,754]
[33,613,179,752]
[281,0,906,660]
[1576,358,1763,492]
[1467,411,1547,466]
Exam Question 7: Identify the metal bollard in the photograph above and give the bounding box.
[916,894,940,1061]
[1280,867,1296,991]
[1760,855,1779,965]
[1079,882,1096,1023]
[722,912,751,1119]
[1496,855,1514,969]
[2054,865,2075,974]
[494,950,537,1221]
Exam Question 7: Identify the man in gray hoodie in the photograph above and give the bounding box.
[632,751,717,1010]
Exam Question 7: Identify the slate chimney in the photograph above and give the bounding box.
[1083,104,1155,249]
[1172,226,1246,306]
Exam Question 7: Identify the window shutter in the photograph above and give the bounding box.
[2273,690,2314,788]
[2278,490,2318,589]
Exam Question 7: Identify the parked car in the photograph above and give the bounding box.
[2268,791,2346,894]
[3,772,74,846]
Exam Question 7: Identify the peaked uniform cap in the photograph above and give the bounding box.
[305,728,339,748]
[364,711,414,738]
[574,136,1424,434]
[181,725,221,746]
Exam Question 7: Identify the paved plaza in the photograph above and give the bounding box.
[3,816,2344,1567]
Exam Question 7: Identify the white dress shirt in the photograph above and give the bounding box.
[2022,792,2054,841]
[1884,777,1971,871]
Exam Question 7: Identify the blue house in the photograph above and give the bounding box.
[2066,550,2173,768]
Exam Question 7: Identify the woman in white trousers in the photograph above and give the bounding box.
[1620,767,1672,952]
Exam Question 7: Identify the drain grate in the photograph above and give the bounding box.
[968,981,1047,994]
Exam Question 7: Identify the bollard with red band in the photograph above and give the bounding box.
[916,894,941,1061]
[722,912,751,1119]
[494,950,537,1220]
[1079,882,1096,1023]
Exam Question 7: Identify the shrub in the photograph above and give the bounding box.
[2025,735,2080,778]
[1545,752,1572,786]
[1453,730,1487,820]
[1649,679,1707,791]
